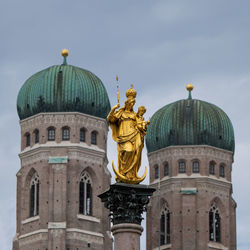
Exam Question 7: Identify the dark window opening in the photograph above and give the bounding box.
[164,163,169,176]
[48,128,55,141]
[155,165,159,179]
[30,173,39,217]
[179,161,186,173]
[160,206,171,245]
[62,127,70,140]
[80,129,86,142]
[209,162,215,175]
[209,204,221,243]
[91,131,97,145]
[79,172,92,216]
[26,133,30,147]
[34,130,39,143]
[219,165,225,177]
[192,161,200,173]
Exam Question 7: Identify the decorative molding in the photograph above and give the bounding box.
[77,214,100,223]
[48,222,66,229]
[20,142,105,155]
[19,144,106,166]
[207,241,228,250]
[18,229,48,240]
[21,215,39,224]
[66,228,104,238]
[153,244,172,250]
[151,175,231,186]
[148,145,233,166]
[20,112,108,132]
[66,228,104,244]
[48,156,68,164]
[68,150,104,165]
[19,150,50,166]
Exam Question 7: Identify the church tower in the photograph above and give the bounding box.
[13,50,112,250]
[146,85,236,250]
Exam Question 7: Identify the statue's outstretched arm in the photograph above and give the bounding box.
[107,104,120,123]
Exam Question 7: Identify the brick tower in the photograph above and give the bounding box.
[146,85,236,250]
[13,50,112,250]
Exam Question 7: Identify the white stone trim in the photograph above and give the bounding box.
[20,142,105,154]
[48,222,66,229]
[207,241,228,250]
[77,214,100,223]
[153,244,171,250]
[18,229,48,239]
[19,144,106,166]
[21,216,39,224]
[151,175,231,185]
[66,228,104,238]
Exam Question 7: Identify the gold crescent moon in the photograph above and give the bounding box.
[112,161,147,184]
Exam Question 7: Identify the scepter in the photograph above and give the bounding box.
[116,75,120,104]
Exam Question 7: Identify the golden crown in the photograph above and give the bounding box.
[126,84,137,99]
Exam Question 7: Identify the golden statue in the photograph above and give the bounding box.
[107,81,150,184]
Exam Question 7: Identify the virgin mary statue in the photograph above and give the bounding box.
[107,86,148,184]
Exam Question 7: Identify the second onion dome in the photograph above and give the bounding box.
[146,84,235,153]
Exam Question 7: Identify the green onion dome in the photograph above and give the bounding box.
[146,85,235,153]
[17,50,111,120]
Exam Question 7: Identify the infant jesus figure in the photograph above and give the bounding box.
[136,105,150,140]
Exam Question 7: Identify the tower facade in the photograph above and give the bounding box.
[13,51,112,250]
[146,87,236,250]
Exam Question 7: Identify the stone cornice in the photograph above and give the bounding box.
[148,145,233,165]
[150,176,232,192]
[19,144,106,166]
[20,112,108,133]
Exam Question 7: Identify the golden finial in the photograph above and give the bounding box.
[61,49,69,57]
[131,84,134,88]
[186,83,194,99]
[186,83,194,91]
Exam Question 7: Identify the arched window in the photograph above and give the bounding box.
[62,127,70,140]
[192,161,200,173]
[79,172,92,216]
[48,127,55,141]
[30,173,39,217]
[155,165,159,179]
[160,205,171,245]
[209,161,215,175]
[80,128,86,142]
[178,161,186,173]
[34,129,39,144]
[164,163,169,176]
[25,133,31,147]
[219,165,225,177]
[209,204,221,242]
[91,131,97,145]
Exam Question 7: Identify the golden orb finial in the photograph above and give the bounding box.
[186,83,194,92]
[61,49,69,57]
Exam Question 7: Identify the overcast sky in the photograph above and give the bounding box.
[1,1,250,249]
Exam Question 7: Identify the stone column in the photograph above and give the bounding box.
[98,183,155,250]
[111,223,143,250]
